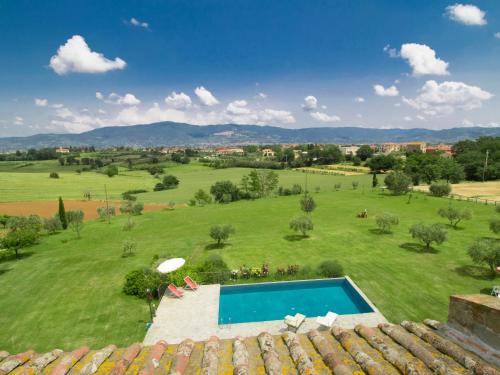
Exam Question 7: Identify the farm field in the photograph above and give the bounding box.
[0,170,496,352]
[413,180,500,201]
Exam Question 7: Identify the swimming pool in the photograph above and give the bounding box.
[218,278,374,324]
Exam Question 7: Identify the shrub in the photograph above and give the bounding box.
[317,260,344,278]
[7,215,42,233]
[122,219,135,231]
[97,206,116,220]
[429,182,451,197]
[121,190,147,200]
[66,210,84,238]
[490,218,500,234]
[120,200,144,216]
[384,171,412,195]
[375,213,399,233]
[467,238,500,275]
[210,181,241,203]
[123,268,162,298]
[0,215,10,228]
[209,224,235,245]
[106,165,118,177]
[352,181,359,190]
[198,254,231,284]
[162,175,180,189]
[49,172,59,179]
[438,207,472,228]
[291,184,303,195]
[146,165,164,175]
[122,239,137,257]
[193,189,212,206]
[300,195,316,214]
[43,216,62,234]
[409,223,447,251]
[289,215,313,237]
[334,183,342,190]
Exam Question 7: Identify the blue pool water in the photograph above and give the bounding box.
[218,278,373,324]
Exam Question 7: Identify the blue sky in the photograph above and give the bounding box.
[1,0,499,136]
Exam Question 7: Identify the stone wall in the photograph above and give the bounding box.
[448,294,500,348]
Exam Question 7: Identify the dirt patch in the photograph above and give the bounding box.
[414,181,500,201]
[0,200,169,221]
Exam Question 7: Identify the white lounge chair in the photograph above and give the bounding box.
[317,311,338,328]
[284,313,306,332]
[492,286,500,298]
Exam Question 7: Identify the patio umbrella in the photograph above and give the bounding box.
[157,258,186,274]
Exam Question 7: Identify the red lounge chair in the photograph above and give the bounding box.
[184,276,199,290]
[168,283,184,298]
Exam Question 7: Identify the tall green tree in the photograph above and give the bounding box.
[372,173,378,188]
[58,196,68,229]
[356,145,373,161]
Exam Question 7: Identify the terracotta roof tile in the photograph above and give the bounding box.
[1,321,499,375]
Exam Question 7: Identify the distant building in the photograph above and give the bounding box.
[426,144,452,157]
[55,147,70,154]
[381,142,402,154]
[339,145,360,156]
[160,147,185,154]
[216,147,244,155]
[404,142,427,153]
[261,148,275,157]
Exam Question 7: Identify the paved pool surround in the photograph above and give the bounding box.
[143,276,387,345]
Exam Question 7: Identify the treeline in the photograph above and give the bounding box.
[453,137,499,181]
[0,146,96,161]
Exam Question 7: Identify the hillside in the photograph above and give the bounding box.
[0,122,499,150]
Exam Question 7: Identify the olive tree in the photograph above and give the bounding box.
[375,213,399,233]
[438,207,472,228]
[209,224,235,246]
[66,210,84,238]
[409,223,447,251]
[1,228,38,258]
[467,238,500,275]
[300,195,316,214]
[384,172,412,195]
[289,215,314,237]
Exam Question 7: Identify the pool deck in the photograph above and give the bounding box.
[143,276,388,345]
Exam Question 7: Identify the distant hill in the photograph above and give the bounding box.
[0,122,499,150]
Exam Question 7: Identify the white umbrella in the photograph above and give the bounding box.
[157,258,186,274]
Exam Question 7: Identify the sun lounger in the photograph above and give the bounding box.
[284,313,306,332]
[317,311,338,328]
[184,276,199,290]
[168,283,184,298]
[492,286,500,298]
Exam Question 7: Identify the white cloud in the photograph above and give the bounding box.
[373,84,399,97]
[394,102,401,107]
[35,98,48,107]
[129,17,149,29]
[383,44,398,58]
[195,86,219,106]
[354,97,365,103]
[402,80,493,115]
[400,43,449,76]
[258,109,295,124]
[51,106,105,133]
[302,95,318,111]
[14,116,24,125]
[356,113,363,118]
[445,4,486,26]
[255,92,267,99]
[495,32,500,39]
[403,116,412,122]
[52,103,64,109]
[462,119,473,126]
[165,92,192,109]
[226,100,251,115]
[416,115,426,121]
[49,35,126,75]
[97,92,141,106]
[310,112,341,123]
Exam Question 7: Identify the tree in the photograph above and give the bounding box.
[372,173,378,188]
[162,175,179,189]
[43,217,62,234]
[438,207,472,228]
[317,260,343,278]
[375,213,399,233]
[467,238,500,274]
[356,145,373,161]
[366,154,401,172]
[210,181,241,203]
[58,196,68,229]
[245,170,279,197]
[66,210,84,238]
[209,224,235,246]
[300,195,316,214]
[97,206,116,220]
[384,172,412,195]
[429,182,451,197]
[440,158,465,183]
[289,215,313,237]
[106,165,118,177]
[193,189,212,206]
[1,228,38,258]
[122,239,137,257]
[49,172,59,179]
[409,223,447,251]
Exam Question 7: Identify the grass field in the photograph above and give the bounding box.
[0,173,497,352]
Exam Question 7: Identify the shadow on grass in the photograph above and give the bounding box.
[455,265,496,281]
[0,251,34,263]
[444,224,465,231]
[369,228,392,235]
[283,234,309,242]
[399,242,438,254]
[480,287,495,295]
[0,268,12,276]
[205,243,231,250]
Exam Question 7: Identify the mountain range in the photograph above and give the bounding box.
[1,122,499,150]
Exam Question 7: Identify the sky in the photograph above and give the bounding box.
[1,0,500,136]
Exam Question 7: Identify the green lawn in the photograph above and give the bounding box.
[0,162,371,203]
[0,182,496,352]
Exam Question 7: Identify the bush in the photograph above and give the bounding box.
[289,215,313,237]
[49,172,59,179]
[97,206,116,220]
[209,224,235,245]
[429,182,451,197]
[192,189,212,206]
[121,190,147,200]
[43,216,62,234]
[490,218,500,234]
[317,260,344,278]
[163,175,179,189]
[300,195,316,214]
[291,184,303,195]
[198,254,231,284]
[7,215,42,233]
[146,165,164,175]
[105,165,118,177]
[334,183,342,190]
[375,213,399,233]
[122,219,135,231]
[384,171,412,195]
[122,239,137,257]
[210,181,241,203]
[123,268,163,298]
[352,181,359,190]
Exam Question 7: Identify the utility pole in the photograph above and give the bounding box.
[104,184,110,224]
[482,149,489,182]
